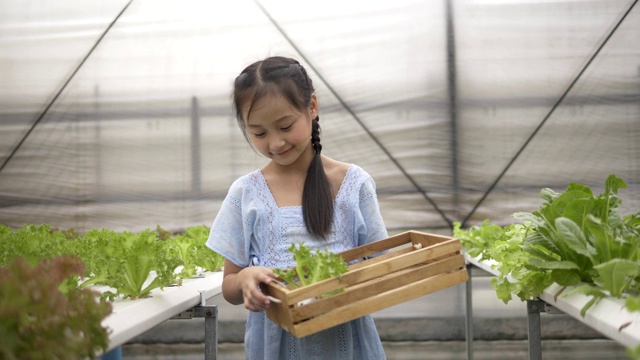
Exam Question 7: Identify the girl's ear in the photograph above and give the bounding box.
[309,93,319,118]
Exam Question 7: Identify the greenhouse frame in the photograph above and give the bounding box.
[1,0,639,359]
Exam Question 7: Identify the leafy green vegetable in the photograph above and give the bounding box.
[516,174,640,305]
[0,224,225,300]
[0,224,72,266]
[453,220,502,260]
[454,221,553,303]
[455,174,640,316]
[74,228,180,300]
[456,175,640,358]
[0,224,226,357]
[274,242,348,291]
[163,225,225,279]
[0,255,112,359]
[593,259,638,298]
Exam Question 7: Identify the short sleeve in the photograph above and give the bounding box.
[206,177,257,268]
[355,174,388,246]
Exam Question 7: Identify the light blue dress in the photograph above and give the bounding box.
[207,164,388,360]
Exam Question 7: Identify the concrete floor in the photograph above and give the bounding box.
[122,339,630,360]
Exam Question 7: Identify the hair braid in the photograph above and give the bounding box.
[303,114,333,239]
[311,116,322,154]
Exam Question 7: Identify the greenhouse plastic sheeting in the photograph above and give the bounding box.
[0,0,638,232]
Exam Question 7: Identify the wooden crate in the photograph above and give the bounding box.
[262,231,468,338]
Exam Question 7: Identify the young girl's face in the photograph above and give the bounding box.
[243,92,318,167]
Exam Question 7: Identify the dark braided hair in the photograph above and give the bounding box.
[232,56,334,239]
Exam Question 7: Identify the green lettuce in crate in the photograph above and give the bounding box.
[274,242,348,293]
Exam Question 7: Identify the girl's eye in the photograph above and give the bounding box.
[253,132,266,138]
[281,124,293,131]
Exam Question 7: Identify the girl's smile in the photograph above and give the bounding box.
[273,147,292,157]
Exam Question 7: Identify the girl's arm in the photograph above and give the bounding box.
[222,259,276,312]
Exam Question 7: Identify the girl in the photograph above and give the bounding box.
[206,56,388,359]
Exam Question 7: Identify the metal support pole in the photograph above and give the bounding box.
[172,300,218,360]
[194,305,218,360]
[190,96,202,195]
[464,264,474,360]
[444,0,460,220]
[527,299,544,360]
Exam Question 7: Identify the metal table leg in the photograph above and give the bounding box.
[527,299,544,360]
[174,304,219,360]
[465,264,474,360]
[194,305,218,360]
[172,290,219,360]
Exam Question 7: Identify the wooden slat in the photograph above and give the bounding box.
[410,232,456,248]
[290,269,469,338]
[290,255,466,321]
[265,300,295,333]
[339,231,412,262]
[346,246,413,271]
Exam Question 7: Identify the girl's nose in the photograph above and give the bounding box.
[269,135,286,152]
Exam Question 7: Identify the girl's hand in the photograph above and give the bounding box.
[221,259,277,312]
[236,266,276,312]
